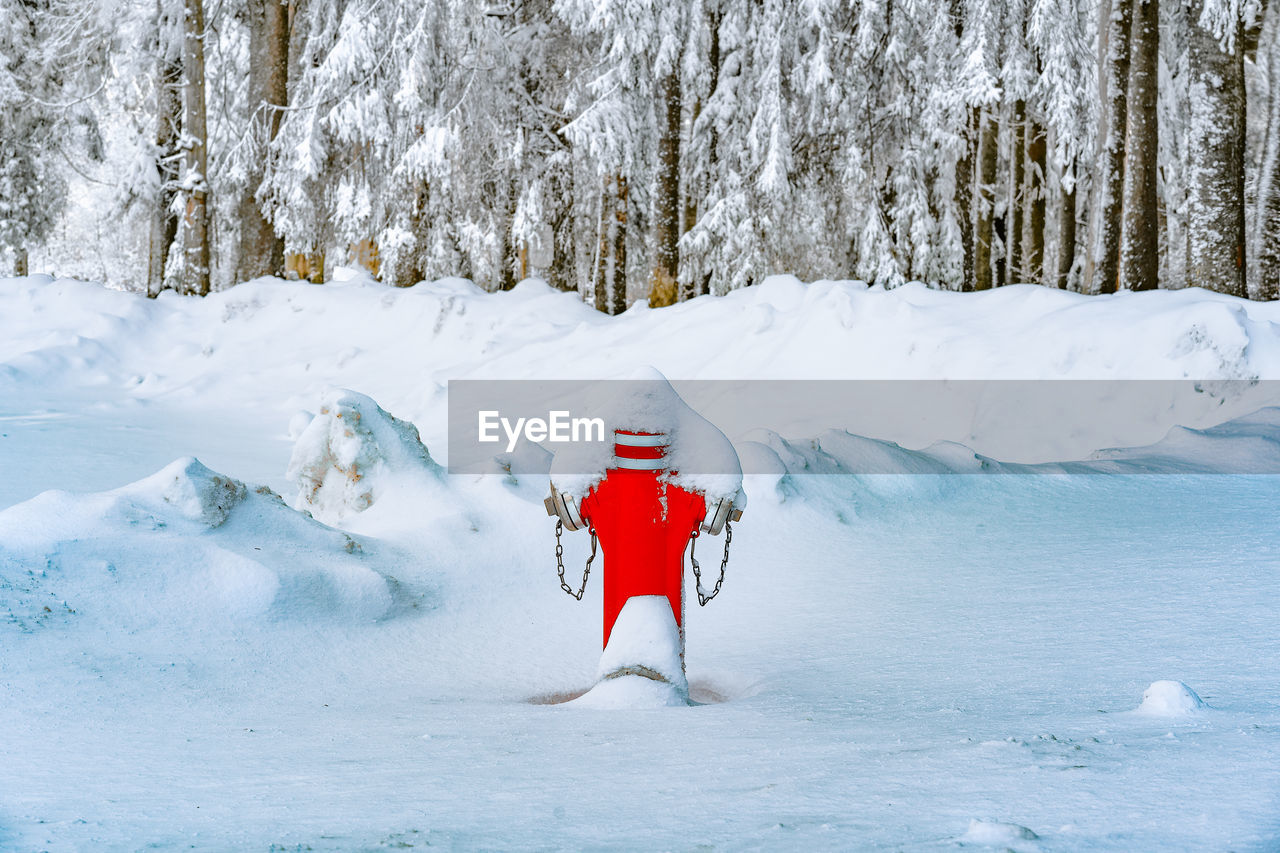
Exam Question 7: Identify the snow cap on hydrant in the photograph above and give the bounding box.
[545,368,744,707]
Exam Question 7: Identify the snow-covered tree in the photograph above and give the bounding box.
[0,0,106,275]
[10,0,1280,302]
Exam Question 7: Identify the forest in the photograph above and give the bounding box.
[2,0,1279,309]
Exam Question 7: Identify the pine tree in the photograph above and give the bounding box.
[1029,0,1094,292]
[0,0,84,274]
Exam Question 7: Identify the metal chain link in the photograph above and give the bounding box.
[554,519,596,600]
[688,518,732,606]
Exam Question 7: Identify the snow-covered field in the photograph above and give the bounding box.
[2,273,1280,851]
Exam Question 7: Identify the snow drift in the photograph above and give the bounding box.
[568,595,690,709]
[287,388,444,523]
[0,457,397,630]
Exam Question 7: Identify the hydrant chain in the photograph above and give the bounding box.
[554,518,596,600]
[688,518,732,606]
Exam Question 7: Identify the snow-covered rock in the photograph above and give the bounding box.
[1136,680,1207,716]
[287,389,442,523]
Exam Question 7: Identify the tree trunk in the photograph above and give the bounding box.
[681,10,714,303]
[595,174,628,315]
[179,0,210,296]
[692,4,720,299]
[1008,99,1026,282]
[148,0,182,298]
[957,107,976,291]
[1058,168,1077,289]
[1086,0,1132,294]
[349,238,380,278]
[1185,0,1247,296]
[14,246,28,277]
[1119,0,1159,291]
[1026,117,1046,285]
[975,107,998,291]
[284,250,324,282]
[235,0,288,283]
[1246,0,1269,63]
[650,70,680,308]
[1255,0,1280,299]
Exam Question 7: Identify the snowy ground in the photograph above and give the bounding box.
[2,273,1280,851]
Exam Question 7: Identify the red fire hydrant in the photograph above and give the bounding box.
[545,429,742,684]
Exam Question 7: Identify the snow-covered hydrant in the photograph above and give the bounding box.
[544,380,743,706]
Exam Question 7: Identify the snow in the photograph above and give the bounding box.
[0,456,395,629]
[960,819,1041,848]
[548,366,745,504]
[2,272,1280,850]
[286,388,443,523]
[590,594,688,697]
[567,673,689,710]
[1136,680,1209,716]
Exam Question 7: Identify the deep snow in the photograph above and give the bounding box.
[2,272,1280,851]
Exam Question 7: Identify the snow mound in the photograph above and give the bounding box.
[287,409,316,440]
[287,389,442,522]
[549,367,744,506]
[1136,681,1207,716]
[596,596,688,692]
[566,674,689,709]
[566,596,690,709]
[960,819,1040,847]
[123,457,247,527]
[0,458,398,630]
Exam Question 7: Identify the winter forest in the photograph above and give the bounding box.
[3,0,1280,309]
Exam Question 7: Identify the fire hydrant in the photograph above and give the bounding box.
[545,428,742,700]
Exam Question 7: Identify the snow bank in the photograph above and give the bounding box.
[0,457,396,630]
[549,367,744,505]
[734,406,1280,508]
[1136,680,1207,716]
[7,274,1280,484]
[287,388,443,523]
